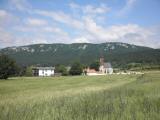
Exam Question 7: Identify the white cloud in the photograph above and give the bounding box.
[71,17,159,48]
[14,24,68,37]
[43,27,68,36]
[69,2,110,15]
[0,10,8,17]
[34,3,109,31]
[0,1,160,49]
[73,37,89,43]
[35,10,84,29]
[28,37,47,44]
[0,10,9,24]
[83,4,110,14]
[4,22,71,47]
[25,18,48,26]
[118,0,137,16]
[69,2,80,9]
[0,28,14,47]
[0,9,19,27]
[0,29,49,48]
[9,0,31,11]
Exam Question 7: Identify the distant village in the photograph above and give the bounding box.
[32,57,143,77]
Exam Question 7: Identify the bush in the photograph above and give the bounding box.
[0,54,18,79]
[69,62,83,75]
[25,66,33,76]
[55,65,68,76]
[89,60,100,71]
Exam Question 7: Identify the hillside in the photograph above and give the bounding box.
[0,42,160,67]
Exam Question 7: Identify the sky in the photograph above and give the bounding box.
[0,0,160,48]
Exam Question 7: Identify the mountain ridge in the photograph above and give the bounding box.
[0,42,159,67]
[1,42,155,50]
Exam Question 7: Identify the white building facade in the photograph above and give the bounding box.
[33,67,55,76]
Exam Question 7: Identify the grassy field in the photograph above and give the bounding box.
[0,72,160,120]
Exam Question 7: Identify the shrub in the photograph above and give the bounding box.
[0,54,18,79]
[69,62,83,75]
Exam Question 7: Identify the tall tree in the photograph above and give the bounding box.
[0,54,18,79]
[90,60,100,71]
[69,62,83,75]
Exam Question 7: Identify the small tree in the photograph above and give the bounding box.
[69,62,83,75]
[18,66,27,76]
[25,66,33,76]
[90,60,100,71]
[0,54,18,79]
[55,65,68,76]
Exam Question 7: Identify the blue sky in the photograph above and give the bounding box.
[0,0,160,48]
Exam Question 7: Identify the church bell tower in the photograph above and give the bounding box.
[99,57,104,65]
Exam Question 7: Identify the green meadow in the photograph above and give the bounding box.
[0,72,160,120]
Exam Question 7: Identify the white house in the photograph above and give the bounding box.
[32,67,55,76]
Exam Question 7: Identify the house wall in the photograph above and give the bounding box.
[107,68,113,74]
[38,69,54,76]
[99,65,105,73]
[99,66,113,74]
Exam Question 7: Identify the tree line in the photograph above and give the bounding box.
[0,54,101,79]
[1,54,159,79]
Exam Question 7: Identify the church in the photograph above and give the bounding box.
[99,57,113,74]
[85,57,113,76]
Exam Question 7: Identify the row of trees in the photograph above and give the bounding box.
[0,54,101,79]
[55,62,83,76]
[1,54,160,79]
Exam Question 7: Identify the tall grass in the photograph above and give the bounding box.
[0,72,160,120]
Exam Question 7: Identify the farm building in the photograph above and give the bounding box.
[32,67,55,76]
